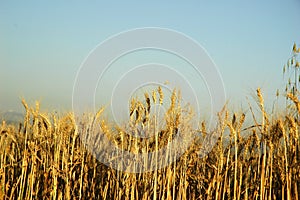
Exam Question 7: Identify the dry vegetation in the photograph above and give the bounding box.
[1,45,300,200]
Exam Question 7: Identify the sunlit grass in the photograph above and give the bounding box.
[0,44,300,199]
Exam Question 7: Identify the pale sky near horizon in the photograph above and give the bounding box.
[1,1,300,115]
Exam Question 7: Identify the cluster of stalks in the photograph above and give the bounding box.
[0,86,299,200]
[1,44,300,200]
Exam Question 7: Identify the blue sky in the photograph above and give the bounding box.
[1,1,300,114]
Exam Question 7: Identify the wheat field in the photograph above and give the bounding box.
[0,45,300,200]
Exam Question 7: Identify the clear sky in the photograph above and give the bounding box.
[1,1,300,114]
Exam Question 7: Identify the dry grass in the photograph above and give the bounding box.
[0,86,299,200]
[1,43,299,200]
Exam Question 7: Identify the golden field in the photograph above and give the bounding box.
[0,45,300,200]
